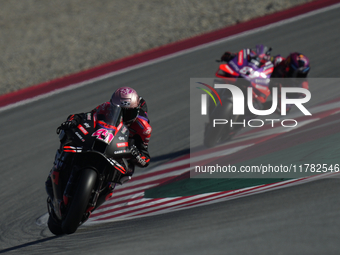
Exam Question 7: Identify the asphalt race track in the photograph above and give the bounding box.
[1,5,340,255]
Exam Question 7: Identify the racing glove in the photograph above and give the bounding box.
[221,52,235,62]
[60,119,78,129]
[56,114,83,134]
[56,120,77,134]
[130,145,148,167]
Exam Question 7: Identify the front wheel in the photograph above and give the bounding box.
[47,215,64,236]
[61,168,97,235]
[203,101,233,148]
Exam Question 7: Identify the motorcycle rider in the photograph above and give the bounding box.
[270,52,310,114]
[220,46,310,114]
[220,44,272,65]
[45,87,151,208]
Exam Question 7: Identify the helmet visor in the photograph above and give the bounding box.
[122,108,139,123]
[287,66,309,78]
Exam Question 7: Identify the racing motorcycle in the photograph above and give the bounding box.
[204,45,274,148]
[47,104,132,235]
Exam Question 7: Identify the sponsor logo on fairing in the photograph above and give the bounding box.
[143,127,152,135]
[117,142,128,148]
[114,150,127,154]
[121,126,128,134]
[77,124,88,135]
[75,132,85,142]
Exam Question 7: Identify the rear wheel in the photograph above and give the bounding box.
[61,168,97,234]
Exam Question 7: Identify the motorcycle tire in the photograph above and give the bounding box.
[203,101,233,148]
[47,215,64,236]
[61,168,97,234]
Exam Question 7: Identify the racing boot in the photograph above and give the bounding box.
[118,175,132,185]
[117,162,134,185]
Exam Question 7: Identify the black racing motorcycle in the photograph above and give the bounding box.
[47,104,132,235]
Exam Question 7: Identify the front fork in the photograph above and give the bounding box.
[50,149,72,220]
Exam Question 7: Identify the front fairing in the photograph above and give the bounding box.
[228,50,273,80]
[64,104,130,159]
[225,50,274,103]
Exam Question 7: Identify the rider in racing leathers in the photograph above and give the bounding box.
[270,52,310,114]
[45,87,152,208]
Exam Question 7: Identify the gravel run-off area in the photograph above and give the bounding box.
[0,0,314,95]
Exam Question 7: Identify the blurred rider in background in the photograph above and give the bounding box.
[45,87,151,205]
[220,45,310,114]
[270,52,310,114]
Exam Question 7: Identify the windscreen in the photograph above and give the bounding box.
[97,104,123,127]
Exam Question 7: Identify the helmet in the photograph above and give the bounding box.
[285,52,310,78]
[110,87,140,124]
